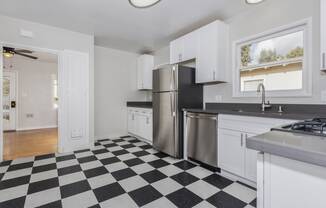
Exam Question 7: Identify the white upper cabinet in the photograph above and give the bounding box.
[321,0,326,71]
[137,54,154,90]
[169,20,229,83]
[170,31,198,64]
[196,20,229,84]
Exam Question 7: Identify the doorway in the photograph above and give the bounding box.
[2,45,59,160]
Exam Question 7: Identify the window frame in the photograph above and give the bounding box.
[232,18,312,98]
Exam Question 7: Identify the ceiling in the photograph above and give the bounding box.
[0,0,253,53]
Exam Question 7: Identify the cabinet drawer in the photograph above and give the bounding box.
[218,114,296,135]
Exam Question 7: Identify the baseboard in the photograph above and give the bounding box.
[219,169,257,188]
[94,133,128,141]
[16,125,58,131]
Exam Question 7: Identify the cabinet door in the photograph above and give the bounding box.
[196,22,217,83]
[142,56,153,89]
[321,0,326,70]
[137,57,144,89]
[144,114,153,142]
[127,110,136,134]
[218,129,245,177]
[244,133,259,182]
[170,38,184,64]
[183,31,198,62]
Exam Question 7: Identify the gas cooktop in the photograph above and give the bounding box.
[272,118,326,137]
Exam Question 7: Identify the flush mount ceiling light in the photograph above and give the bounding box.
[246,0,265,4]
[129,0,161,8]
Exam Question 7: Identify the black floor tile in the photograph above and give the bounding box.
[128,139,140,143]
[120,144,135,149]
[7,162,34,172]
[112,139,124,143]
[77,156,97,164]
[140,170,167,183]
[153,152,169,158]
[167,188,202,208]
[28,178,59,194]
[32,163,57,174]
[38,200,63,208]
[148,159,170,168]
[111,168,137,181]
[0,160,12,167]
[92,149,109,155]
[173,161,196,170]
[100,157,120,165]
[111,149,129,156]
[203,174,233,189]
[124,158,144,167]
[56,154,76,162]
[250,198,257,207]
[171,172,199,186]
[83,166,109,178]
[74,149,90,154]
[0,173,4,181]
[58,165,82,176]
[0,196,26,208]
[133,151,150,157]
[103,143,118,148]
[207,191,247,208]
[60,180,91,199]
[0,175,30,190]
[93,182,125,202]
[128,185,162,207]
[35,153,55,161]
[139,145,152,150]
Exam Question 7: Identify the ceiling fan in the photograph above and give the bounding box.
[3,47,38,60]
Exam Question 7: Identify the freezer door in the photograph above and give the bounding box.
[153,65,178,92]
[153,92,179,157]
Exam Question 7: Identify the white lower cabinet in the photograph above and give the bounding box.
[127,108,153,143]
[218,114,296,183]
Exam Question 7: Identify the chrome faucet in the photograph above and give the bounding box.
[257,83,271,112]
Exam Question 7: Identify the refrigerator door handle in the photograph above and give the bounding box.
[170,92,173,116]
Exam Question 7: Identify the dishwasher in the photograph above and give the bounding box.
[186,112,218,167]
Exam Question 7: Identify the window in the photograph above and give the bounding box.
[233,19,312,97]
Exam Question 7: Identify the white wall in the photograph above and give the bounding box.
[154,0,326,104]
[0,14,95,142]
[4,56,58,130]
[94,46,148,139]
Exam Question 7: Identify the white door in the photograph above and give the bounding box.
[183,31,198,62]
[218,129,245,177]
[59,50,89,153]
[3,71,17,131]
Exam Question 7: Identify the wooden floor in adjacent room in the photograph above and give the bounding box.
[3,128,58,161]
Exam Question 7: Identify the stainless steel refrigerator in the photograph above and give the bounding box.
[152,64,203,158]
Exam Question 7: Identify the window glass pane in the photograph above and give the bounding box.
[240,30,304,92]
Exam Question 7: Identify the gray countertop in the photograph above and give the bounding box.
[127,102,152,109]
[183,108,321,120]
[247,131,326,167]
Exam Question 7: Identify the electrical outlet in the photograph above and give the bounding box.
[321,90,326,102]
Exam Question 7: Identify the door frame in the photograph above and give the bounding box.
[0,42,62,162]
[3,70,18,131]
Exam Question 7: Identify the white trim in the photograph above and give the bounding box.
[16,125,58,131]
[94,133,128,141]
[232,18,313,98]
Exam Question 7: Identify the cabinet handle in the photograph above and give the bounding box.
[213,71,216,80]
[146,117,149,124]
[323,53,326,69]
[241,133,243,147]
[179,54,182,61]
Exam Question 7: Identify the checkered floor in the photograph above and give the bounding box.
[0,137,257,208]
